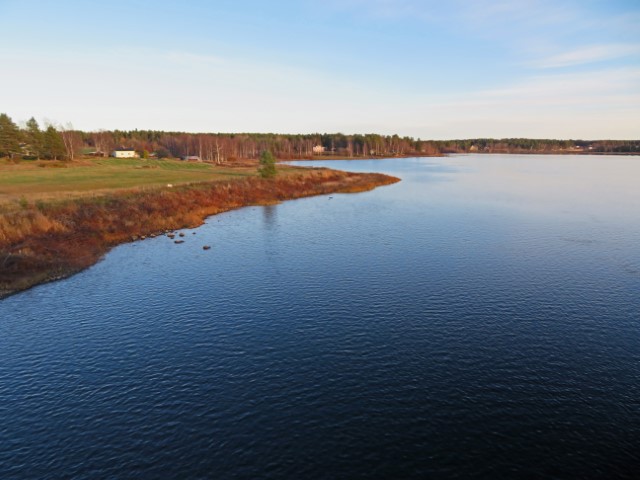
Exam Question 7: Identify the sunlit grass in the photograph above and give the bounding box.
[0,157,268,204]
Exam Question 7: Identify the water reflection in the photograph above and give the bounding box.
[262,204,278,230]
[294,154,640,225]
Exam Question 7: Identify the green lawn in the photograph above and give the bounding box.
[0,157,264,204]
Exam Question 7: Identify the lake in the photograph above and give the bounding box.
[1,154,639,478]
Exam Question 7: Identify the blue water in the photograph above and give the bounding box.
[1,155,639,478]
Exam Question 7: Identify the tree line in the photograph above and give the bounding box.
[1,112,638,161]
[84,130,440,162]
[0,113,441,161]
[433,138,640,154]
[0,114,70,160]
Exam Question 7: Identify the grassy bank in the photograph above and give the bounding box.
[0,160,399,298]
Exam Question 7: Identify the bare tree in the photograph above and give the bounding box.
[215,138,225,164]
[90,130,114,155]
[60,123,79,160]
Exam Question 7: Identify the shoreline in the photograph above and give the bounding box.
[446,151,640,156]
[0,167,399,299]
[293,151,640,161]
[301,153,445,161]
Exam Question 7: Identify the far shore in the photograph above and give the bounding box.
[300,153,445,161]
[295,151,640,162]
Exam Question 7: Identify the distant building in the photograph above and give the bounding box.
[111,148,138,158]
[86,150,107,157]
[312,145,325,154]
[181,155,202,162]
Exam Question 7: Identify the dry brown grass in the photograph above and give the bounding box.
[0,210,68,245]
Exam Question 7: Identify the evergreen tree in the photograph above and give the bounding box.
[258,149,276,178]
[0,113,21,158]
[42,126,67,160]
[25,117,43,158]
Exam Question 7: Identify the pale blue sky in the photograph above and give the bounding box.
[1,0,638,138]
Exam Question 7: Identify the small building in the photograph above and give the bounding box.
[181,155,202,162]
[312,145,325,154]
[111,148,138,158]
[86,150,107,157]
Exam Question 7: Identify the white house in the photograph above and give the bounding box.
[312,145,325,154]
[111,148,138,158]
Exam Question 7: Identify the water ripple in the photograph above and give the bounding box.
[1,155,640,479]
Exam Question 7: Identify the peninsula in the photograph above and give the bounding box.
[0,156,398,298]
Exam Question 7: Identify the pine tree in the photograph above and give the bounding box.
[25,117,43,158]
[258,150,277,178]
[0,113,21,159]
[42,126,67,160]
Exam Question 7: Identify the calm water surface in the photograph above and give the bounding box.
[1,155,639,479]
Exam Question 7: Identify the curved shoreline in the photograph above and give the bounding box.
[0,168,399,299]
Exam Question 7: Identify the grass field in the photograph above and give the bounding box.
[0,157,273,206]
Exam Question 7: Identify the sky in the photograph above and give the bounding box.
[0,0,638,139]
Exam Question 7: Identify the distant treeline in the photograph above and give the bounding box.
[83,131,441,161]
[1,112,638,161]
[434,138,640,154]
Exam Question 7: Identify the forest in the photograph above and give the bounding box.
[1,113,638,162]
[433,138,640,154]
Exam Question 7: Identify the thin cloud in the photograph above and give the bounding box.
[433,67,640,107]
[527,44,640,69]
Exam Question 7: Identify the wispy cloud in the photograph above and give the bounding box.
[403,67,640,138]
[324,0,639,72]
[430,67,640,109]
[527,44,640,69]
